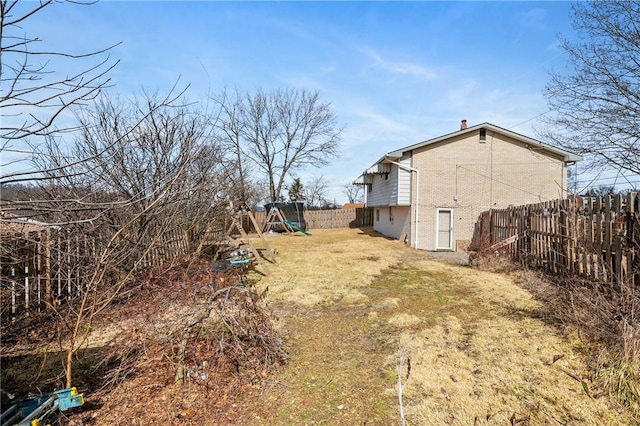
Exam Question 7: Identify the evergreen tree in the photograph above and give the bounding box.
[288,177,306,202]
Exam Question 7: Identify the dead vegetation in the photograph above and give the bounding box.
[504,259,640,419]
[1,260,286,425]
[2,228,637,425]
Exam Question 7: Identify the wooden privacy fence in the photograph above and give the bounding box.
[0,227,223,321]
[0,206,369,321]
[251,207,373,231]
[1,230,95,321]
[471,193,639,288]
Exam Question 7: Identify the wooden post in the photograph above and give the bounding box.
[11,265,16,319]
[57,231,62,300]
[44,229,52,307]
[24,256,29,317]
[604,195,613,284]
[75,233,81,296]
[586,196,595,277]
[613,194,623,291]
[35,232,42,312]
[245,208,276,262]
[67,233,72,297]
[594,197,602,280]
[627,193,638,291]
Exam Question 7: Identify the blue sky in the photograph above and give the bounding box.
[8,1,581,203]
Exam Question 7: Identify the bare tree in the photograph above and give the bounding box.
[60,179,185,388]
[343,182,364,204]
[15,89,229,387]
[214,87,248,202]
[214,87,343,202]
[305,175,329,208]
[583,184,617,197]
[0,0,119,143]
[212,87,266,207]
[540,1,640,176]
[30,90,226,257]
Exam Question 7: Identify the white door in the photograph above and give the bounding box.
[436,208,454,250]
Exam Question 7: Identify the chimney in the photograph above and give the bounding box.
[460,119,467,130]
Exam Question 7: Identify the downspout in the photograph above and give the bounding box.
[385,158,419,249]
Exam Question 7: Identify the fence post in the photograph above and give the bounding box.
[594,197,602,280]
[11,267,16,319]
[612,194,623,291]
[585,196,594,277]
[632,193,639,291]
[524,205,531,264]
[24,261,29,317]
[559,199,568,275]
[43,229,52,306]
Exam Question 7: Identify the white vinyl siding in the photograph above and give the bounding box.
[397,156,412,205]
[365,157,413,207]
[389,169,398,204]
[366,173,394,207]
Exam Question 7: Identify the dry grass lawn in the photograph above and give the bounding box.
[7,227,631,425]
[242,227,633,425]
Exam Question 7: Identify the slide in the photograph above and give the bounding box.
[283,220,311,236]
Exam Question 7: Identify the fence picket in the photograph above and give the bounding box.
[471,193,639,289]
[2,207,373,321]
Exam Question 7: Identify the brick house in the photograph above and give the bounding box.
[354,121,581,251]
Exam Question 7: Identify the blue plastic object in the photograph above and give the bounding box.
[0,387,84,426]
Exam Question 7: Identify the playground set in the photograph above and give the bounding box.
[209,202,310,276]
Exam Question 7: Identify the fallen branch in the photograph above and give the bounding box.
[174,285,244,385]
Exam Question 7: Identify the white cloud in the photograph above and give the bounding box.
[362,47,438,81]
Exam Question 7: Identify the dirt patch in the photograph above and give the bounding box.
[3,228,635,424]
[238,228,634,425]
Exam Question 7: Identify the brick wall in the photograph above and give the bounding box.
[412,129,567,250]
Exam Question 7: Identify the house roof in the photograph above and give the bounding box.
[365,122,582,173]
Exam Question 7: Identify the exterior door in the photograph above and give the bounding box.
[436,208,454,250]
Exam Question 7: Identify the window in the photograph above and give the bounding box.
[368,183,372,193]
[376,209,380,222]
[479,128,486,143]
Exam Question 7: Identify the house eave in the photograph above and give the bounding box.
[363,163,392,175]
[354,121,582,185]
[386,122,583,163]
[352,175,367,186]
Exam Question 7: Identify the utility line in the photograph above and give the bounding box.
[508,109,553,129]
[456,164,556,200]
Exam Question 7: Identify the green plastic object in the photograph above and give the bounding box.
[283,220,311,236]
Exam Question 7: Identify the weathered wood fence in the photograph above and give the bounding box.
[252,207,373,230]
[0,227,223,321]
[471,193,639,288]
[1,207,371,320]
